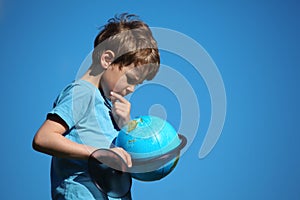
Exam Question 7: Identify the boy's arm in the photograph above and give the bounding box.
[32,114,95,160]
[32,114,132,166]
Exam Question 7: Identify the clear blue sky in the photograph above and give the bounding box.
[1,0,299,199]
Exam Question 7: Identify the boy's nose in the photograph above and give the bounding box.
[126,85,135,94]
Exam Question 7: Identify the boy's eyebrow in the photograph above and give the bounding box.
[126,71,144,84]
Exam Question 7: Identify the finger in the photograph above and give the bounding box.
[112,148,132,168]
[120,149,132,168]
[112,101,130,117]
[112,105,125,117]
[113,109,130,124]
[110,91,128,104]
[113,102,130,112]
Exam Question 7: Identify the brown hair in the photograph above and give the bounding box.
[92,13,160,80]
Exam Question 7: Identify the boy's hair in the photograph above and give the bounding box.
[92,13,160,80]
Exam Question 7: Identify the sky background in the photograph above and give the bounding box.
[1,0,300,199]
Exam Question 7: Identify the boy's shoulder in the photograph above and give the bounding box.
[59,80,97,96]
[54,80,99,104]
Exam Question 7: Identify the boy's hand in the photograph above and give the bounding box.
[110,147,132,168]
[110,91,131,129]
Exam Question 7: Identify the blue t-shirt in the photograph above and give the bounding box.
[48,80,129,200]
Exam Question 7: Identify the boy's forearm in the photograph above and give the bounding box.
[33,119,97,160]
[33,132,96,160]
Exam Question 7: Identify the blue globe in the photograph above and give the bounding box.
[115,115,182,181]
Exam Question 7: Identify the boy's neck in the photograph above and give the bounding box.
[81,67,104,89]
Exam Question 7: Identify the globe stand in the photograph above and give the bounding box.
[88,149,132,198]
[88,134,187,198]
[129,134,187,173]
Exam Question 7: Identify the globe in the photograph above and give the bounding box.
[114,115,184,181]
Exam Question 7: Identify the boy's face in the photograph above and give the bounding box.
[100,63,145,101]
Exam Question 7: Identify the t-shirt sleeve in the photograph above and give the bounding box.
[48,83,95,129]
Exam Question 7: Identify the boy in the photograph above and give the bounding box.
[32,13,160,200]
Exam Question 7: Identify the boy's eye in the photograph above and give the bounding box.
[127,78,136,85]
[126,75,139,85]
[128,78,144,86]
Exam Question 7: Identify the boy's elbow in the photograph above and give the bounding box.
[32,135,40,152]
[32,132,45,152]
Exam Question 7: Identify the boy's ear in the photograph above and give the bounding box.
[100,50,115,69]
